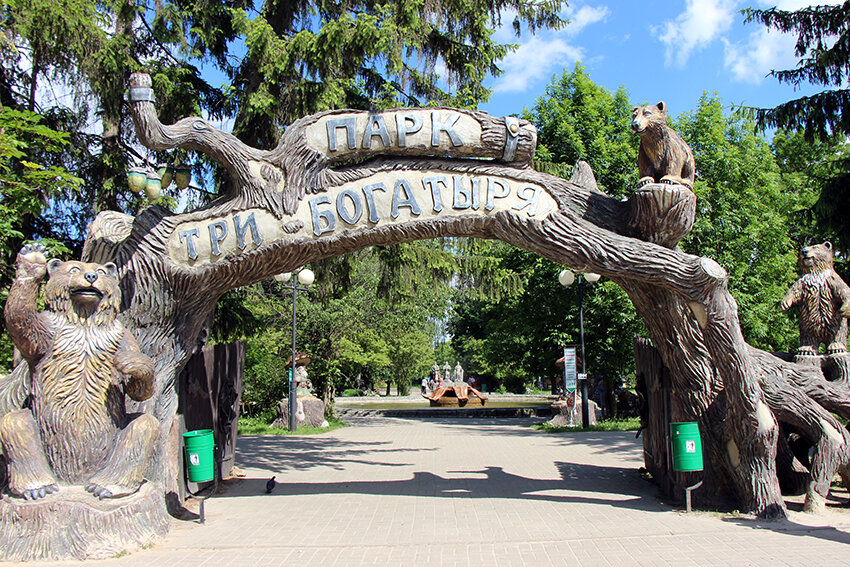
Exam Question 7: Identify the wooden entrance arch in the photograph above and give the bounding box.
[78,73,850,524]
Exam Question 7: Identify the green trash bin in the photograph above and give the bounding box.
[670,422,703,472]
[184,429,215,483]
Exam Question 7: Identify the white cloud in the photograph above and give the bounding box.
[725,0,844,83]
[490,3,606,94]
[723,28,798,83]
[567,5,610,35]
[653,0,737,67]
[493,36,584,93]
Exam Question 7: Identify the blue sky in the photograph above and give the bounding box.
[478,0,842,120]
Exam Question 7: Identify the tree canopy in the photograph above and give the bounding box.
[744,3,850,251]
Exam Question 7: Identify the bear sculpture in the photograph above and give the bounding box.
[781,242,850,356]
[0,243,159,500]
[631,102,695,189]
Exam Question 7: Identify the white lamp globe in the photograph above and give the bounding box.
[274,272,292,283]
[584,272,601,283]
[558,269,576,287]
[297,268,315,286]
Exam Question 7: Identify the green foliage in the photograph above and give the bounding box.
[0,108,81,278]
[533,417,640,433]
[524,63,638,197]
[177,0,566,148]
[449,66,644,396]
[237,415,345,435]
[240,327,292,417]
[676,94,816,351]
[743,3,850,256]
[450,245,642,396]
[772,129,850,254]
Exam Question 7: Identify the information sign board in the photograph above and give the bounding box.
[563,346,577,393]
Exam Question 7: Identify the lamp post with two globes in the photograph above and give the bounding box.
[274,268,315,431]
[558,269,600,428]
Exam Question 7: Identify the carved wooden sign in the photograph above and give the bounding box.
[169,170,556,266]
[304,109,533,163]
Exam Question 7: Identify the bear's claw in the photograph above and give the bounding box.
[21,483,58,500]
[20,242,46,256]
[85,483,114,499]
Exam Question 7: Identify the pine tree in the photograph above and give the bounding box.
[744,3,850,251]
[744,3,850,140]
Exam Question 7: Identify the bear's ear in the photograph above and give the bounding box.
[632,106,639,113]
[47,259,63,276]
[824,241,833,251]
[103,263,118,278]
[656,101,666,112]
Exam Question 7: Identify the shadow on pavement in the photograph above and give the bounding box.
[234,435,434,471]
[420,419,642,456]
[215,461,665,514]
[722,515,850,546]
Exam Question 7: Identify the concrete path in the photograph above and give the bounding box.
[19,416,850,566]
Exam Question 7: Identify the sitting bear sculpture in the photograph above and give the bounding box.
[0,243,158,500]
[631,101,695,189]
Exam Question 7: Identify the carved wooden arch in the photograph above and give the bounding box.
[77,73,850,523]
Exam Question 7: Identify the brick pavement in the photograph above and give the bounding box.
[11,416,850,566]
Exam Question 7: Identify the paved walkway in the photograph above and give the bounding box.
[20,416,850,566]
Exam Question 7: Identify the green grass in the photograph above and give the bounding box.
[238,415,346,435]
[533,417,640,433]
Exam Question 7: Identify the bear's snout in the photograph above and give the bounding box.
[84,272,98,284]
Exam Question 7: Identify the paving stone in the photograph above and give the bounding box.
[12,416,850,567]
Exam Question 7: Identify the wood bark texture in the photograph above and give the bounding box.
[42,72,849,534]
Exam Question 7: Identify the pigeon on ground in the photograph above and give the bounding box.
[265,476,276,494]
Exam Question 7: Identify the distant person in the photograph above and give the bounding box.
[421,377,428,395]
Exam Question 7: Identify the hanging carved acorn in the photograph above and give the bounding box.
[174,164,191,190]
[128,167,148,193]
[145,171,162,201]
[157,164,173,188]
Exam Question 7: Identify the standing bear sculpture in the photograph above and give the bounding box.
[0,243,159,501]
[781,241,850,357]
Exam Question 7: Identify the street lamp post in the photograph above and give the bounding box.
[274,268,315,431]
[558,269,600,428]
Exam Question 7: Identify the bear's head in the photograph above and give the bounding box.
[631,102,668,135]
[44,259,120,325]
[798,242,835,275]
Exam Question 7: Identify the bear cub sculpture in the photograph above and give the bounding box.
[0,243,159,500]
[631,101,695,189]
[781,241,850,356]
